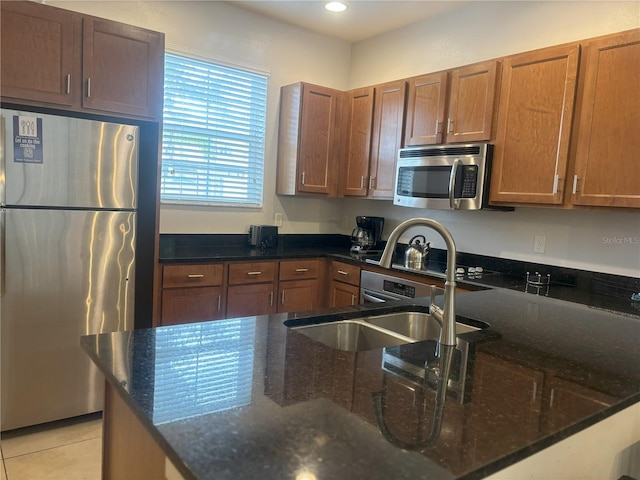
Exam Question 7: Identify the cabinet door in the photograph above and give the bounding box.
[571,30,640,208]
[329,280,360,307]
[297,83,341,194]
[490,44,579,205]
[369,80,407,198]
[82,17,164,119]
[278,279,319,313]
[404,72,448,146]
[446,60,499,143]
[161,286,224,326]
[0,1,78,107]
[342,87,375,197]
[226,283,276,318]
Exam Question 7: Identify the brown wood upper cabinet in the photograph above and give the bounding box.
[369,80,407,199]
[277,82,343,196]
[82,17,164,119]
[341,81,406,199]
[404,60,499,146]
[570,30,640,208]
[0,1,77,107]
[342,87,375,197]
[489,44,580,205]
[0,1,164,120]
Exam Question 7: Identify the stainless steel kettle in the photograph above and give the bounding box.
[404,235,430,270]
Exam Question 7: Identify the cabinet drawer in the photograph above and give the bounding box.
[163,264,223,288]
[228,261,277,285]
[279,259,320,281]
[331,261,361,286]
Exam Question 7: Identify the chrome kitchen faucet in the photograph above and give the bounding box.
[378,218,458,346]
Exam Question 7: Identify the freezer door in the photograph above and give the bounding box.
[2,109,138,209]
[1,209,135,430]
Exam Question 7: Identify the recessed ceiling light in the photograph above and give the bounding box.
[325,2,347,13]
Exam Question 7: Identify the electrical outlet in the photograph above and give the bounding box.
[274,213,283,227]
[533,235,546,254]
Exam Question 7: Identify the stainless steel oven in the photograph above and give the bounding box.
[360,270,437,304]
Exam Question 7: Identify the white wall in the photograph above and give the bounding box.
[51,1,640,276]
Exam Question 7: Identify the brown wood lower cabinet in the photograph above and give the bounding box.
[278,279,318,313]
[329,280,360,307]
[329,260,361,307]
[226,283,277,318]
[161,286,224,326]
[160,263,224,326]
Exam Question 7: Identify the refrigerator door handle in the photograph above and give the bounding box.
[0,114,5,205]
[0,208,4,295]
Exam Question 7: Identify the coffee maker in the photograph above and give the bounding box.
[350,216,384,253]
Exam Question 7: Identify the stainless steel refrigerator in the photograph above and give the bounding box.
[0,108,137,431]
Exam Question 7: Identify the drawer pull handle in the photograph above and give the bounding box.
[187,274,205,278]
[269,292,274,306]
[66,74,71,94]
[281,290,285,304]
[217,295,222,311]
[351,294,356,305]
[295,268,309,273]
[337,270,349,276]
[247,271,262,275]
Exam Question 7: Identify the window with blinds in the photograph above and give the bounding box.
[161,53,267,207]
[152,318,256,424]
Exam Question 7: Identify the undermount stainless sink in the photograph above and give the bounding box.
[365,311,479,341]
[292,320,415,352]
[291,311,485,352]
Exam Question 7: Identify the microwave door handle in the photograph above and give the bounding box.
[449,158,461,210]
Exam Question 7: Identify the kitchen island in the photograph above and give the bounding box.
[82,286,640,479]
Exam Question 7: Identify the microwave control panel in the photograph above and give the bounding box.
[456,165,478,198]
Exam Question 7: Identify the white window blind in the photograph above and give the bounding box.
[161,53,267,206]
[152,318,256,424]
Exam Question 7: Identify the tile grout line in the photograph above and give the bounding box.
[2,436,102,461]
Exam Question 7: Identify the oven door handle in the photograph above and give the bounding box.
[361,290,401,303]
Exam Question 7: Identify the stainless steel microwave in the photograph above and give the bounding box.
[394,143,495,210]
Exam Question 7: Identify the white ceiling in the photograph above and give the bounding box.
[228,1,468,43]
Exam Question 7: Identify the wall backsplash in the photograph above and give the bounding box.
[337,198,640,278]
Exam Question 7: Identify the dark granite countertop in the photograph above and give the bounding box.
[158,233,640,317]
[82,288,640,480]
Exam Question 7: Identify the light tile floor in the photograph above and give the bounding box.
[0,414,102,480]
